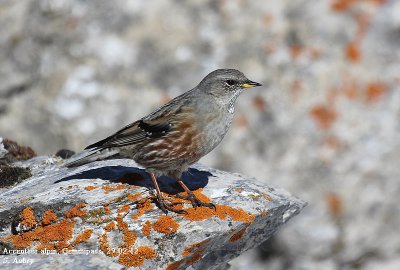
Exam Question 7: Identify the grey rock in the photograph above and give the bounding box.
[0,138,7,159]
[0,156,305,269]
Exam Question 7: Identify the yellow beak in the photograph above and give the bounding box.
[242,80,262,89]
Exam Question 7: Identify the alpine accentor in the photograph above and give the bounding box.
[66,69,262,213]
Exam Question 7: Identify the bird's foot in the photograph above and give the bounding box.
[176,193,216,210]
[154,197,186,214]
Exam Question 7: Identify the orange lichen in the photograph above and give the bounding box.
[310,105,337,130]
[263,194,273,201]
[127,193,140,201]
[153,215,180,234]
[309,47,322,59]
[41,210,58,226]
[182,207,214,221]
[324,136,342,150]
[19,207,36,230]
[137,246,156,259]
[98,233,119,257]
[229,224,250,242]
[366,82,387,102]
[72,229,93,246]
[132,198,154,220]
[65,202,87,218]
[289,44,303,59]
[253,96,266,112]
[290,80,303,101]
[115,217,137,249]
[331,0,357,12]
[166,260,185,270]
[234,115,249,128]
[168,240,209,269]
[84,185,97,191]
[103,206,111,215]
[123,231,138,249]
[182,240,209,257]
[260,210,269,217]
[118,246,156,267]
[102,184,126,191]
[216,205,255,224]
[325,192,343,217]
[6,217,74,252]
[345,41,361,62]
[342,79,360,100]
[115,217,128,232]
[176,190,255,223]
[117,205,131,216]
[104,221,116,232]
[141,221,152,237]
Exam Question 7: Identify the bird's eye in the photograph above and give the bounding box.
[225,80,235,86]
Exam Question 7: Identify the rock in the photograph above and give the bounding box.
[0,155,305,269]
[0,138,7,159]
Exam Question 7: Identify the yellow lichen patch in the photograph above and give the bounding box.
[65,202,88,218]
[41,210,58,225]
[19,207,36,230]
[84,185,98,191]
[229,224,250,242]
[152,215,179,234]
[262,194,273,201]
[71,229,93,246]
[118,246,156,267]
[19,197,33,204]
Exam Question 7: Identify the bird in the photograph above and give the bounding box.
[66,69,262,213]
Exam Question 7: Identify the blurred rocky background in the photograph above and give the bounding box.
[0,0,399,269]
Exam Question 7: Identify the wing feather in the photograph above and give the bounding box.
[84,90,195,150]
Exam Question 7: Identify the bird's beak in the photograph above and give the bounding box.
[241,80,262,89]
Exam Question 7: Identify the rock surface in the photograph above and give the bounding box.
[0,147,305,269]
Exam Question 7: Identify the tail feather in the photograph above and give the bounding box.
[65,148,119,168]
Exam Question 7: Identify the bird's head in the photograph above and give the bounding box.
[198,69,262,103]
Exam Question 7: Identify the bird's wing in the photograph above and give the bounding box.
[84,118,170,149]
[84,103,190,150]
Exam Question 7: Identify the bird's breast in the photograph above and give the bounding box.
[196,109,234,156]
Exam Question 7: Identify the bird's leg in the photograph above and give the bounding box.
[175,178,215,209]
[150,173,185,214]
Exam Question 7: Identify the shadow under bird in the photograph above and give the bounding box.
[66,69,262,213]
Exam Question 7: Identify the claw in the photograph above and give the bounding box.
[152,196,186,214]
[176,193,216,210]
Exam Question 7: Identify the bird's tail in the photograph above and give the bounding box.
[65,148,120,168]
